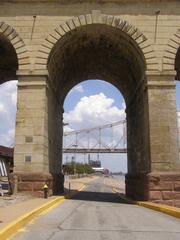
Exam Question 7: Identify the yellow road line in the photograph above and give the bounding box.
[0,183,86,240]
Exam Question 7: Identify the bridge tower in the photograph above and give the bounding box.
[0,1,180,206]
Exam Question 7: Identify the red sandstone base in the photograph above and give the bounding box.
[126,172,180,207]
[9,172,64,197]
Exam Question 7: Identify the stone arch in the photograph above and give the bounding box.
[36,10,153,199]
[0,21,30,78]
[163,29,180,75]
[36,10,157,72]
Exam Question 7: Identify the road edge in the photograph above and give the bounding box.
[0,184,86,240]
[113,188,180,219]
[135,201,180,219]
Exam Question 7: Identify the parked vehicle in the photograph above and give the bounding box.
[0,178,10,196]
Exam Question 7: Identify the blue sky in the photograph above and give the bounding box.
[64,80,124,112]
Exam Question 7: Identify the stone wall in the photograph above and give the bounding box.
[0,1,179,75]
[10,172,53,197]
[149,172,180,207]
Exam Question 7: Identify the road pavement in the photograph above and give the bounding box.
[12,177,180,240]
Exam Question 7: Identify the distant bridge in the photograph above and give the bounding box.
[63,113,180,154]
[63,148,127,154]
[63,119,126,154]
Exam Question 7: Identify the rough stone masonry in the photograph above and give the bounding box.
[0,0,180,206]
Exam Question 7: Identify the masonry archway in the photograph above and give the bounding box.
[46,23,150,196]
[12,14,180,205]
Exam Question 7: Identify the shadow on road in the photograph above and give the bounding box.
[66,189,130,204]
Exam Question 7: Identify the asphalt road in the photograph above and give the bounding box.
[12,177,180,240]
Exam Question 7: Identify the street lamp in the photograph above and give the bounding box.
[63,122,69,167]
[72,144,78,175]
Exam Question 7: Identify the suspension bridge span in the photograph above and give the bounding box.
[63,113,180,154]
[63,119,127,154]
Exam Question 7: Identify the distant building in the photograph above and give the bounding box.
[88,160,101,168]
[0,146,14,177]
[92,167,104,173]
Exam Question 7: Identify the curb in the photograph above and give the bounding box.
[136,201,180,219]
[0,184,85,240]
[113,188,180,219]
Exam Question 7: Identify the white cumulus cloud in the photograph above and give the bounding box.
[0,103,5,112]
[0,80,17,146]
[178,112,180,134]
[64,93,125,129]
[63,93,126,149]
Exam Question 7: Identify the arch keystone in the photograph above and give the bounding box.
[91,10,102,23]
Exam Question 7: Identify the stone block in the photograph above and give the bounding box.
[148,173,160,182]
[149,181,173,191]
[174,182,180,191]
[162,191,175,200]
[174,200,180,208]
[33,182,44,191]
[149,191,162,200]
[18,182,33,191]
[173,192,180,200]
[154,200,174,206]
[160,173,180,181]
[151,162,172,171]
[18,172,52,182]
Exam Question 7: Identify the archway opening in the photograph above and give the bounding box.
[47,24,150,197]
[63,79,127,176]
[0,34,18,146]
[0,33,18,84]
[0,81,17,147]
[0,34,18,184]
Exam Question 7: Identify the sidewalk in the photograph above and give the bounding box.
[0,197,53,230]
[0,175,97,230]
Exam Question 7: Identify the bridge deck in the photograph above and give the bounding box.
[63,148,127,153]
